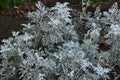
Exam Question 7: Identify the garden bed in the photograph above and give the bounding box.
[0,1,120,80]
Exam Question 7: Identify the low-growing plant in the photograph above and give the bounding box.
[0,1,120,80]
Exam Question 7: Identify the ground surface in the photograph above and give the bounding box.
[0,2,35,43]
[0,15,28,43]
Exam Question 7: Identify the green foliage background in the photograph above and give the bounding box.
[89,0,110,7]
[0,0,9,9]
[0,0,111,9]
[0,0,25,9]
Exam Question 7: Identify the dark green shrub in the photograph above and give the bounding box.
[0,0,9,9]
[89,0,110,7]
[9,0,25,6]
[0,0,25,9]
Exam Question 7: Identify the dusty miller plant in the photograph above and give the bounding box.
[25,1,78,49]
[0,1,78,80]
[77,2,120,79]
[1,1,118,80]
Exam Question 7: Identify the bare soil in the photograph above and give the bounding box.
[0,15,28,43]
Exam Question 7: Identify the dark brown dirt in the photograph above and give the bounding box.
[0,15,28,43]
[0,2,36,44]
